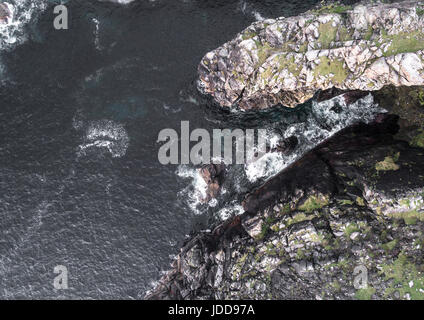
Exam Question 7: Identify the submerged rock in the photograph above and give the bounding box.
[198,1,424,110]
[199,164,226,203]
[273,136,298,155]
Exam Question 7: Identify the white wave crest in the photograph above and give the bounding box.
[77,119,130,158]
[176,165,208,215]
[0,0,48,50]
[238,0,267,21]
[217,203,244,221]
[245,94,385,182]
[92,17,102,51]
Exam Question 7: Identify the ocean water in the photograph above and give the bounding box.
[0,0,374,299]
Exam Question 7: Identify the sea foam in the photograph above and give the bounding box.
[245,94,385,183]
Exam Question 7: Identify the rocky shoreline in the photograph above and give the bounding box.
[147,1,424,300]
[147,100,424,300]
[198,1,424,110]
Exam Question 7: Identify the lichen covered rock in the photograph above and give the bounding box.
[146,112,424,300]
[198,1,424,109]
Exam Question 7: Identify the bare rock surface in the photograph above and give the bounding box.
[198,1,424,109]
[199,164,226,203]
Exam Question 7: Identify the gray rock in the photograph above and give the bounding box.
[198,1,424,110]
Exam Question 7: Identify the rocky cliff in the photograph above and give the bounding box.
[146,103,424,300]
[198,1,424,110]
[144,0,424,300]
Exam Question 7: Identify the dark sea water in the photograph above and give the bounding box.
[0,0,381,299]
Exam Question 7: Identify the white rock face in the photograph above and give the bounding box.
[198,1,424,109]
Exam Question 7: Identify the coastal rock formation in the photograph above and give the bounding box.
[145,0,424,301]
[0,3,11,24]
[146,111,424,300]
[199,164,226,203]
[198,1,424,109]
[98,0,136,4]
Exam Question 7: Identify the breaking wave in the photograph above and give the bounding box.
[176,165,208,215]
[0,0,48,50]
[178,94,385,218]
[238,0,267,21]
[76,119,130,158]
[245,94,385,182]
[0,0,48,83]
[217,202,244,221]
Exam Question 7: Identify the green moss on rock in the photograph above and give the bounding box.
[381,253,424,300]
[382,239,398,252]
[257,216,277,240]
[317,22,338,49]
[356,197,366,207]
[338,199,353,206]
[411,130,424,149]
[276,54,302,77]
[298,194,330,212]
[364,26,374,41]
[390,210,423,225]
[314,56,348,85]
[382,31,424,57]
[355,287,376,300]
[255,41,274,68]
[286,212,315,226]
[339,26,353,42]
[375,156,400,171]
[344,223,359,238]
[242,31,257,40]
[313,4,352,15]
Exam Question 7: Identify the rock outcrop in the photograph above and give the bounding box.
[0,3,11,24]
[198,1,424,110]
[145,0,424,302]
[146,110,424,300]
[199,164,226,203]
